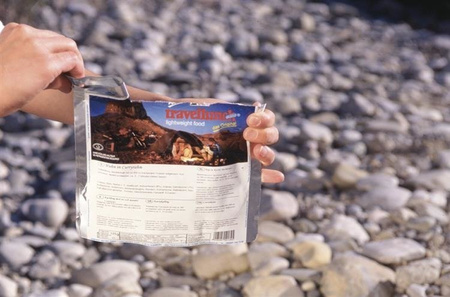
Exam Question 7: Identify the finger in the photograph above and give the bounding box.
[247,109,276,128]
[46,52,85,85]
[41,36,84,73]
[251,144,276,166]
[41,36,80,54]
[244,126,279,145]
[16,24,61,38]
[0,22,19,39]
[47,75,73,93]
[261,169,285,184]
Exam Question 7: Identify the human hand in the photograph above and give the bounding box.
[244,106,285,184]
[0,23,85,117]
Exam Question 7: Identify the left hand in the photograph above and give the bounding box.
[243,107,284,183]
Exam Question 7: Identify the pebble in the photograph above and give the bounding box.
[92,274,142,297]
[20,198,69,228]
[361,238,426,265]
[159,274,201,288]
[357,187,411,211]
[320,252,395,297]
[355,173,399,191]
[28,289,69,297]
[0,241,35,269]
[0,274,18,297]
[242,275,297,297]
[332,163,368,189]
[406,216,437,232]
[259,190,299,221]
[48,241,86,262]
[407,170,450,191]
[192,244,249,279]
[146,288,198,297]
[396,258,442,290]
[291,241,332,269]
[71,260,140,287]
[320,215,370,245]
[300,120,333,145]
[406,284,428,297]
[252,257,290,277]
[67,284,93,297]
[256,221,295,244]
[28,250,61,279]
[414,203,449,224]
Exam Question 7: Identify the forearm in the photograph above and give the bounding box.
[20,70,174,124]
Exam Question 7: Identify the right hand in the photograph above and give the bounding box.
[0,23,85,117]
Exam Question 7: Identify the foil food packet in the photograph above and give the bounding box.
[71,76,263,246]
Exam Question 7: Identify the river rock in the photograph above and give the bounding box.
[396,258,442,291]
[361,238,426,265]
[256,221,295,243]
[332,163,368,189]
[355,173,399,191]
[357,187,411,211]
[406,284,428,297]
[280,268,321,282]
[71,260,140,288]
[252,257,290,277]
[291,241,332,269]
[48,240,86,262]
[0,275,18,297]
[320,253,395,297]
[243,275,297,297]
[67,284,93,297]
[248,242,289,269]
[300,120,333,145]
[320,215,370,244]
[28,250,61,279]
[414,202,449,224]
[147,288,198,297]
[192,244,249,279]
[92,274,143,297]
[407,169,450,191]
[20,197,69,228]
[259,190,299,221]
[0,241,35,269]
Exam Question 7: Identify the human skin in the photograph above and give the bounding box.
[0,23,283,183]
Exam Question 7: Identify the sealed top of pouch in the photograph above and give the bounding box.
[71,76,263,246]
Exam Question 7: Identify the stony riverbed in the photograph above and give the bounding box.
[0,0,449,296]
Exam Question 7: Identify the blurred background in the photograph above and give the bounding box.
[0,0,450,296]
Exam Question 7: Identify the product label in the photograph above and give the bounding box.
[79,96,256,246]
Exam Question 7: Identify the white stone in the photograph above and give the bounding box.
[192,244,249,279]
[396,258,442,291]
[0,275,18,297]
[260,190,299,221]
[291,241,332,269]
[243,276,297,297]
[147,288,198,297]
[320,215,370,244]
[256,221,295,243]
[320,252,395,297]
[332,163,368,189]
[361,238,426,265]
[71,260,140,287]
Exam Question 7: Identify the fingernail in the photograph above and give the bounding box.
[249,116,261,127]
[259,146,268,158]
[245,129,258,141]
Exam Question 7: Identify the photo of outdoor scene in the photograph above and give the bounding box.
[89,98,255,166]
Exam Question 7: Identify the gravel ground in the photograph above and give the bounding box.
[0,0,450,296]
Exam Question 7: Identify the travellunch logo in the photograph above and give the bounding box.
[165,108,240,121]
